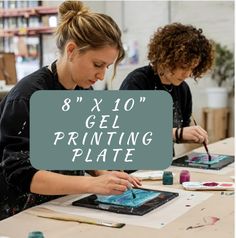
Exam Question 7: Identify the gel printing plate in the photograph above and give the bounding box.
[72,188,179,216]
[172,152,234,170]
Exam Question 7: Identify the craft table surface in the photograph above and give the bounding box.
[0,138,234,238]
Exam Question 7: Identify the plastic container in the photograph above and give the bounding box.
[179,170,190,184]
[206,87,228,108]
[162,171,173,185]
[27,231,44,238]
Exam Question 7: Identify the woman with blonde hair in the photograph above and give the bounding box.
[0,1,140,220]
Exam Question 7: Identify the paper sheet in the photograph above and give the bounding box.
[131,170,163,180]
[131,170,176,180]
[39,185,212,229]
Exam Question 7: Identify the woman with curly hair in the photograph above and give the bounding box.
[120,23,214,145]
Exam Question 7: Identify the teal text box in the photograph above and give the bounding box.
[30,91,172,170]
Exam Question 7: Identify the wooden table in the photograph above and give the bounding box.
[0,138,234,238]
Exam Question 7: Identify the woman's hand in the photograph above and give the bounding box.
[181,125,209,144]
[93,170,141,187]
[89,171,141,195]
[128,174,142,187]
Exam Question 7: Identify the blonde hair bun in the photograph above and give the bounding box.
[58,1,89,19]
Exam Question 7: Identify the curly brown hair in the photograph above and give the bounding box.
[148,23,215,79]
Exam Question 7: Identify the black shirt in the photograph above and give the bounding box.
[0,61,87,219]
[119,65,192,128]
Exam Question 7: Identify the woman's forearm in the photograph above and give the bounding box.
[30,170,93,195]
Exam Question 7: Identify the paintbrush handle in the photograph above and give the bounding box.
[192,115,211,161]
[120,170,136,198]
[192,117,197,126]
[127,183,136,199]
[203,141,208,153]
[37,214,125,228]
[28,208,125,228]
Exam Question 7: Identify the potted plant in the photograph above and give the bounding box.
[206,43,234,108]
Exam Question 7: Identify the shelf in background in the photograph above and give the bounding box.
[0,26,56,37]
[0,6,57,18]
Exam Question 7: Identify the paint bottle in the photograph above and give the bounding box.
[162,171,173,185]
[179,170,190,184]
[27,231,44,238]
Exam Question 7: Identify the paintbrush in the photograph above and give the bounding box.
[27,207,125,228]
[191,115,211,162]
[128,183,136,199]
[121,170,136,199]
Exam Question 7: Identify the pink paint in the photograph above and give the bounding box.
[220,183,233,187]
[190,157,199,161]
[179,170,190,184]
[186,216,220,230]
[204,216,220,225]
[202,182,219,186]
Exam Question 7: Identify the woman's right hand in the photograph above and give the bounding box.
[182,125,209,144]
[89,171,137,195]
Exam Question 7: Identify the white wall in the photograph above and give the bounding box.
[170,1,234,49]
